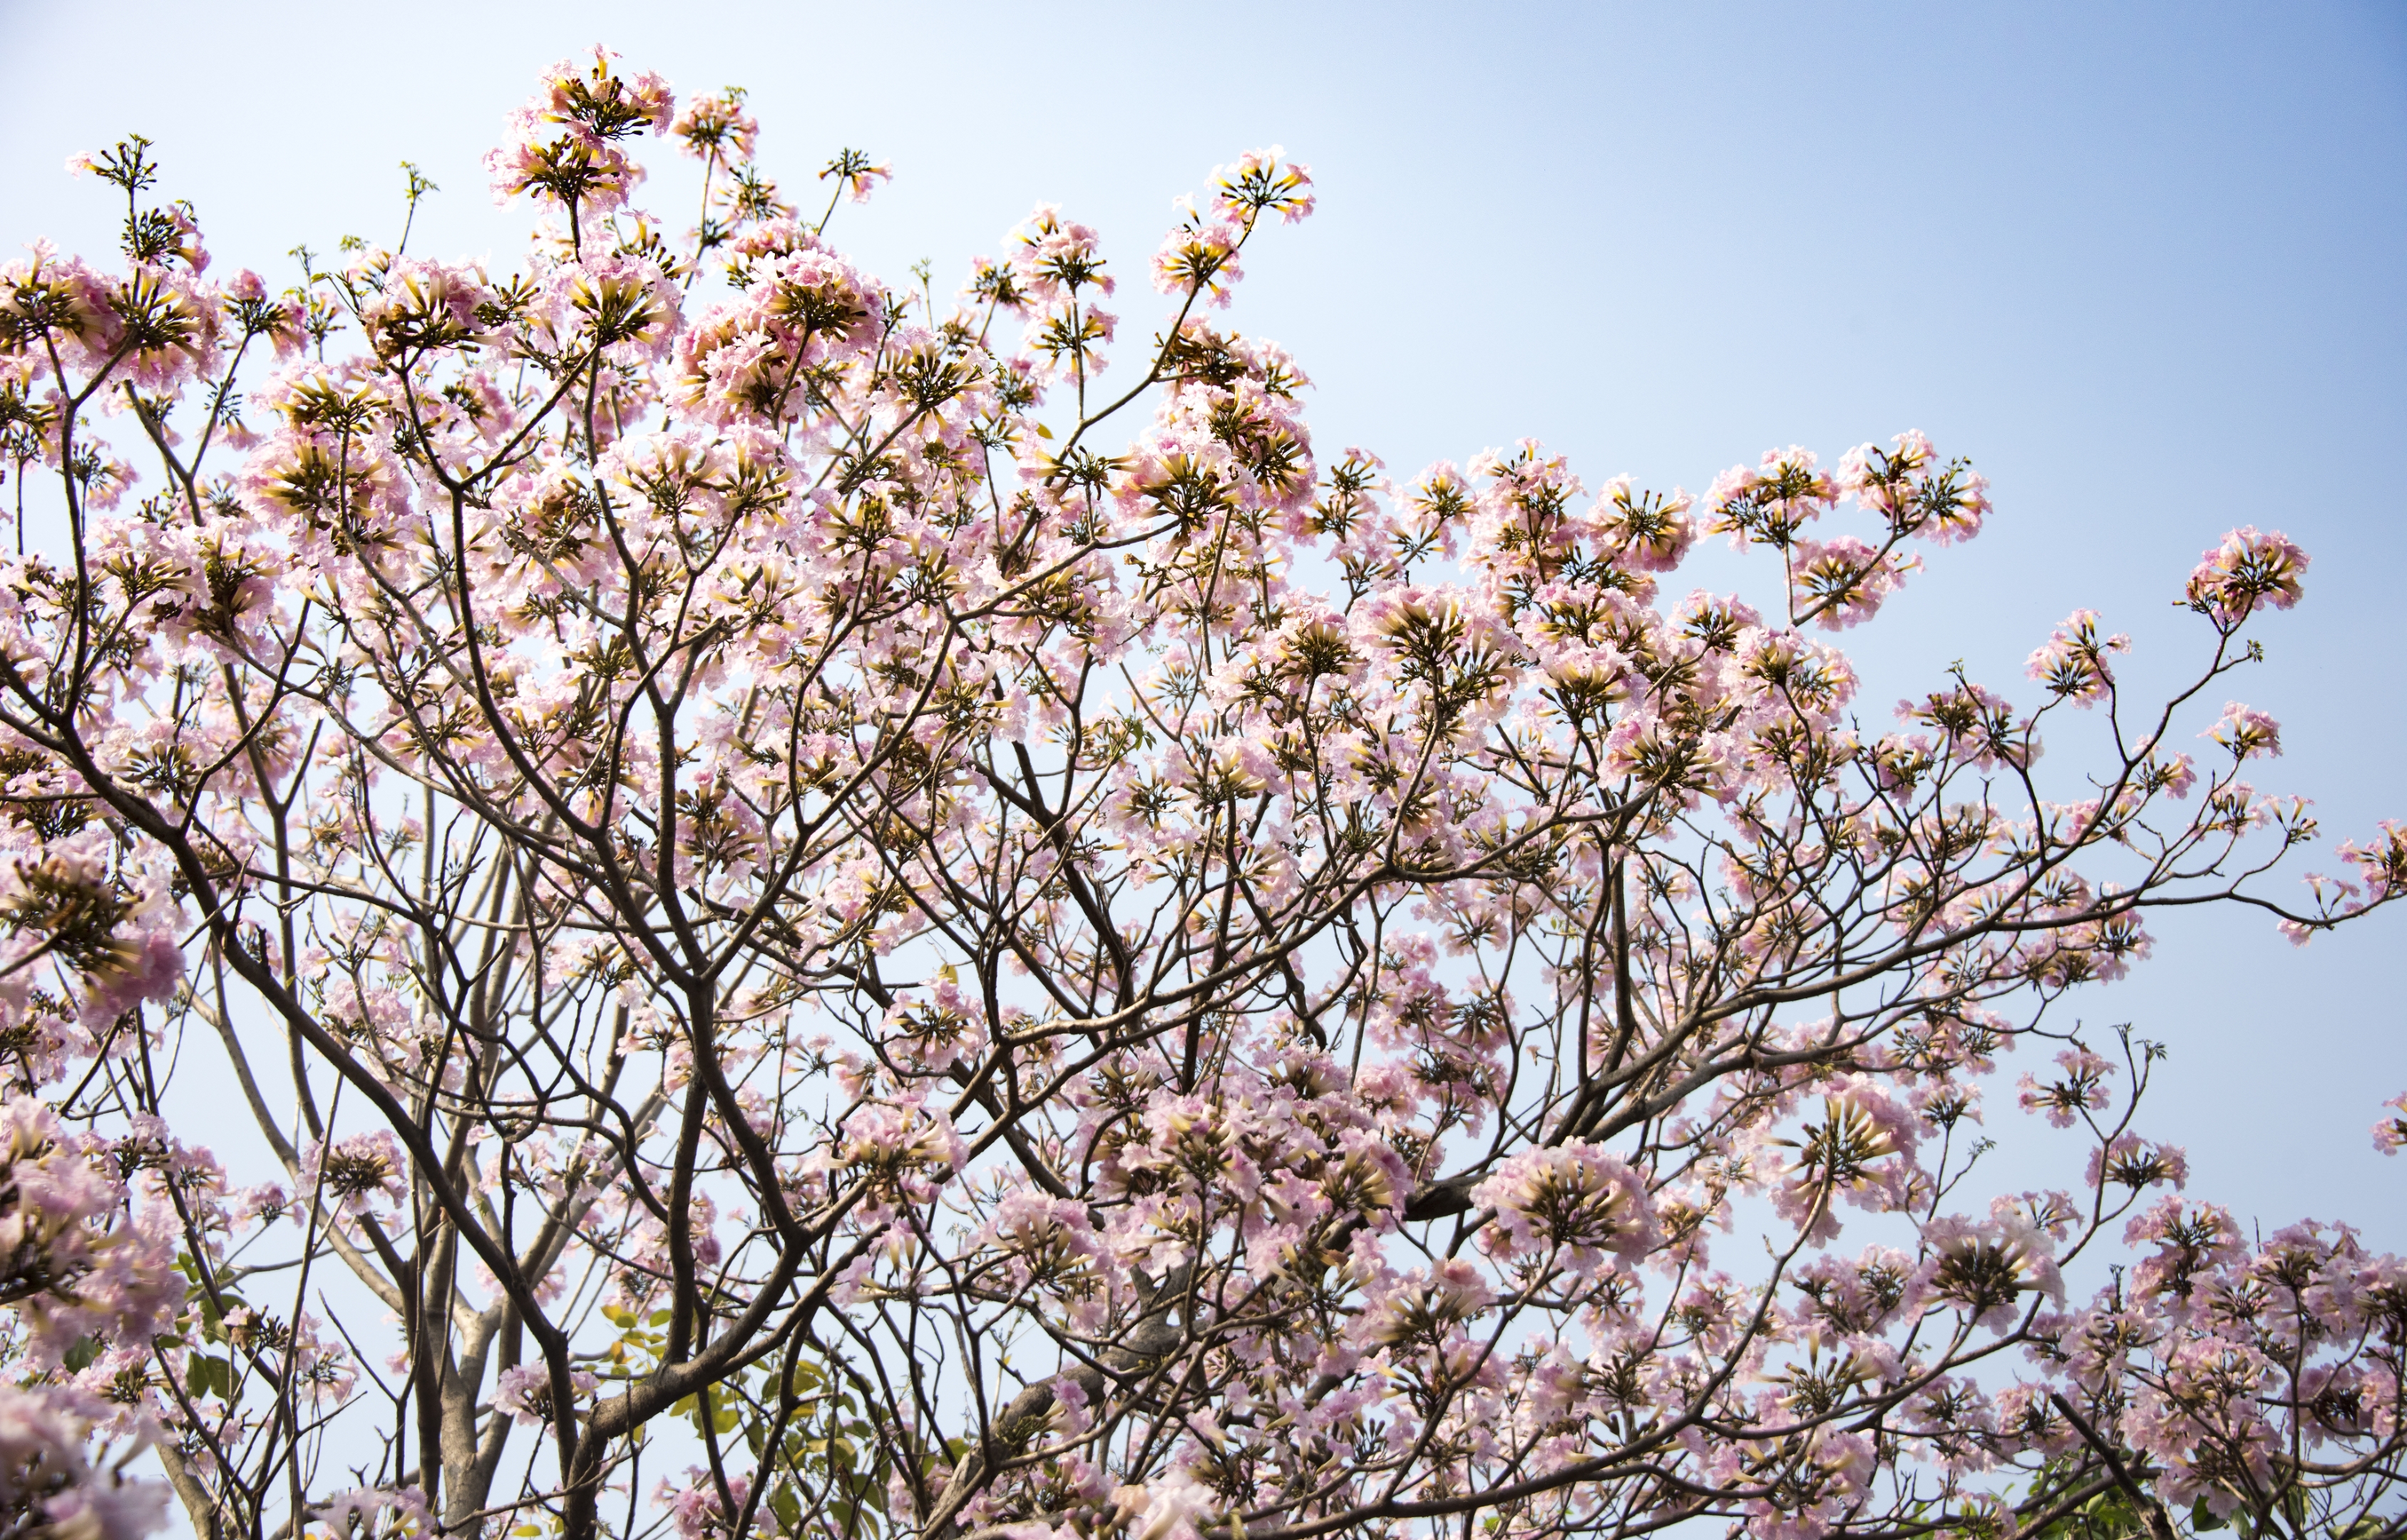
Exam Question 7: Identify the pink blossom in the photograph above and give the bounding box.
[2086,1133,2188,1192]
[1836,430,1990,543]
[299,1131,408,1214]
[2016,1046,2116,1129]
[655,1467,754,1540]
[1471,1141,1656,1275]
[2374,1091,2407,1156]
[1208,147,1315,225]
[2023,609,2128,706]
[672,88,759,164]
[1355,1259,1493,1350]
[1593,476,1695,573]
[823,1098,963,1218]
[2185,525,2309,625]
[1151,210,1246,307]
[0,1385,168,1539]
[356,257,491,359]
[1706,444,1836,550]
[0,1097,180,1365]
[493,1363,597,1425]
[2338,820,2407,903]
[818,148,891,205]
[1010,205,1114,304]
[1906,1211,2063,1333]
[312,1487,428,1540]
[2123,1196,2246,1316]
[2205,700,2282,761]
[484,48,670,217]
[1788,533,1916,630]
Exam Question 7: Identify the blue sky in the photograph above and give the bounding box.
[4,0,2403,1236]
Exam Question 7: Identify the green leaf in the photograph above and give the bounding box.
[193,1289,249,1345]
[186,1354,233,1402]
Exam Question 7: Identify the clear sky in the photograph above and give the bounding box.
[4,0,2403,1237]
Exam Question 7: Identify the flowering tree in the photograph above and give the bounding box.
[0,46,2403,1540]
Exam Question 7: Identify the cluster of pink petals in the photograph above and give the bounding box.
[0,1098,180,1369]
[2375,1091,2407,1155]
[1471,1141,1657,1275]
[2185,524,2309,625]
[483,46,672,217]
[0,1385,167,1539]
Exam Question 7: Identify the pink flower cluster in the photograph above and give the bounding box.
[0,1385,167,1540]
[0,1097,178,1368]
[485,46,672,223]
[2185,525,2309,627]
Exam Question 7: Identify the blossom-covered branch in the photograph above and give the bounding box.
[0,44,2399,1540]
